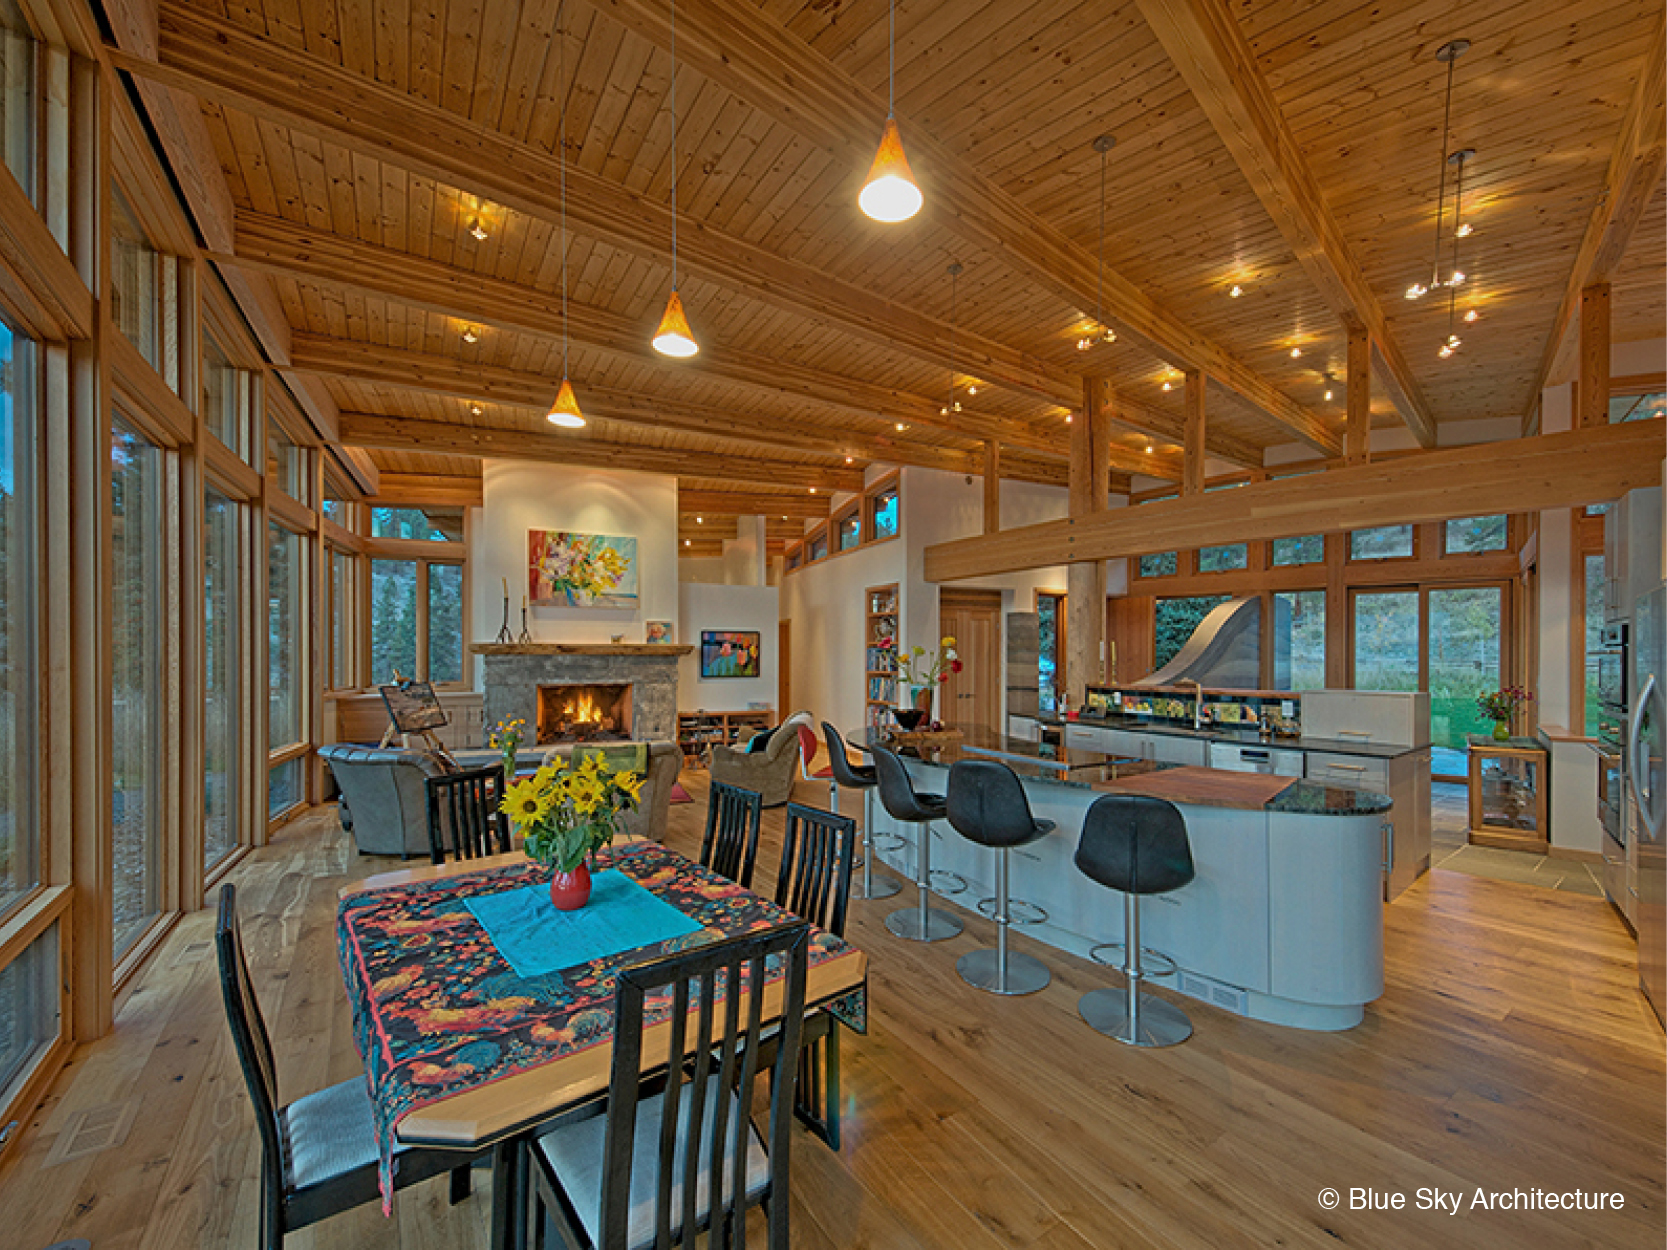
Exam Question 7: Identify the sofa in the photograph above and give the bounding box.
[706,711,814,807]
[449,739,683,844]
[318,743,455,858]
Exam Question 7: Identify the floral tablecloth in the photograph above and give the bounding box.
[336,840,868,1208]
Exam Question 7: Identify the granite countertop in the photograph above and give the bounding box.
[1036,712,1428,760]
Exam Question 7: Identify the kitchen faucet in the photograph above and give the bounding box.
[1179,679,1203,730]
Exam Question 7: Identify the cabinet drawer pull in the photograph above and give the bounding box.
[1323,762,1368,773]
[1337,729,1373,739]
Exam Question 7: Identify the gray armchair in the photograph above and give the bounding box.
[318,743,457,857]
[707,711,813,807]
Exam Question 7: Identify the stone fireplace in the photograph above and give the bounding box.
[537,682,632,744]
[473,643,692,747]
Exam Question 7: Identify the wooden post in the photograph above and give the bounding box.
[983,439,1000,534]
[1346,325,1371,465]
[1182,370,1206,495]
[1578,282,1611,428]
[1066,376,1112,707]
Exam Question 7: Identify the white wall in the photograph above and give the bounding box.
[470,460,679,655]
[780,538,905,733]
[678,582,780,711]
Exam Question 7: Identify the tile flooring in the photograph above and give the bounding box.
[1429,780,1604,895]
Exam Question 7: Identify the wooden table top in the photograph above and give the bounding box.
[1090,765,1298,810]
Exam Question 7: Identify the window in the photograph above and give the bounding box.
[112,417,164,954]
[329,549,357,689]
[427,563,464,684]
[370,558,417,682]
[111,190,163,373]
[1444,515,1507,555]
[869,486,898,540]
[1198,543,1248,572]
[203,488,241,869]
[267,422,311,505]
[0,317,36,920]
[371,506,463,541]
[836,508,861,551]
[1608,391,1665,423]
[1351,590,1419,691]
[201,334,254,461]
[322,497,344,524]
[785,545,803,572]
[1155,596,1230,670]
[1585,553,1605,736]
[1273,591,1325,691]
[1138,552,1177,578]
[1037,592,1066,715]
[0,922,58,1107]
[1350,525,1414,560]
[0,0,36,202]
[1427,586,1502,772]
[1272,535,1324,566]
[268,524,303,751]
[267,758,303,822]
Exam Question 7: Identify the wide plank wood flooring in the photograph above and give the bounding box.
[1,768,1661,1249]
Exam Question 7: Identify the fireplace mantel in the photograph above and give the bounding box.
[471,643,694,657]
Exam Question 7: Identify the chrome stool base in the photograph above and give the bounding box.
[885,906,963,942]
[1089,943,1177,979]
[929,870,968,896]
[958,947,1050,996]
[978,897,1047,926]
[1078,987,1192,1047]
[856,871,902,901]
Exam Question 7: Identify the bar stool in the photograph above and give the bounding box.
[944,759,1053,995]
[1073,794,1196,1048]
[871,746,963,942]
[822,722,903,900]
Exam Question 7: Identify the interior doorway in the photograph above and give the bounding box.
[938,588,1002,734]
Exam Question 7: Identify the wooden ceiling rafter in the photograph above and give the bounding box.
[677,489,830,520]
[1132,0,1437,447]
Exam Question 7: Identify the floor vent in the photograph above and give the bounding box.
[1177,970,1249,1016]
[44,1101,138,1168]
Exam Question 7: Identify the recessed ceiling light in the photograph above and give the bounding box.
[1324,389,1334,401]
[1065,414,1073,423]
[470,403,483,416]
[967,385,977,395]
[845,456,854,463]
[1229,284,1243,298]
[1465,309,1479,322]
[461,327,479,344]
[1456,222,1473,238]
[1162,381,1172,392]
[897,422,907,431]
[1289,346,1302,358]
[696,516,703,523]
[809,487,817,494]
[1145,444,1153,453]
[468,218,488,241]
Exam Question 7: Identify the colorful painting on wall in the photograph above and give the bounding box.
[701,631,761,679]
[528,530,638,609]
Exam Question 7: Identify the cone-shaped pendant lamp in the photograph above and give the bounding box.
[546,377,585,428]
[859,0,920,223]
[653,0,701,357]
[547,0,586,426]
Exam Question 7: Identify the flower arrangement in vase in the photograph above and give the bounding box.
[878,635,962,726]
[488,716,526,779]
[499,755,645,910]
[1476,686,1532,741]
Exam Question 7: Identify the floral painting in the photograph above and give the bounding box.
[528,530,638,609]
[701,630,761,679]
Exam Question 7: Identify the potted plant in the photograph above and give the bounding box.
[885,635,962,725]
[499,754,645,910]
[1476,686,1533,742]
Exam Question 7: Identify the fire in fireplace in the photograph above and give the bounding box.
[537,683,633,744]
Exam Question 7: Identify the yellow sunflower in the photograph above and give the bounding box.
[500,776,552,825]
[615,770,645,804]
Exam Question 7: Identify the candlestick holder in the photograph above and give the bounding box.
[495,594,513,644]
[517,605,533,644]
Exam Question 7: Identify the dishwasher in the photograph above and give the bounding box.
[1208,742,1305,776]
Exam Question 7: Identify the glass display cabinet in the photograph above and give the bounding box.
[1466,735,1549,853]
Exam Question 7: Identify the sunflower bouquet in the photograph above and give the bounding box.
[499,754,646,873]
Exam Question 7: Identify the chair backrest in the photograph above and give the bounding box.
[601,921,810,1250]
[820,722,873,790]
[424,764,510,865]
[215,884,286,1237]
[945,759,1045,849]
[1075,794,1195,896]
[775,803,856,938]
[870,746,938,822]
[796,724,819,781]
[700,781,763,889]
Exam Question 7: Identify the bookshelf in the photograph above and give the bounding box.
[865,583,899,729]
[676,708,777,768]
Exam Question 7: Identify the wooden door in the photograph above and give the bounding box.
[939,588,1002,734]
[778,618,792,713]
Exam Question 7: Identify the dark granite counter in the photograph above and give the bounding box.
[1033,712,1428,760]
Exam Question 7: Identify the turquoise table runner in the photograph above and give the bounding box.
[464,869,703,978]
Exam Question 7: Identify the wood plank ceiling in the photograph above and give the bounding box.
[130,0,1664,501]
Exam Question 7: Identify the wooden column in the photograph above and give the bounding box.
[1578,282,1611,428]
[1066,376,1112,707]
[1345,325,1371,464]
[982,439,1000,534]
[1182,369,1206,495]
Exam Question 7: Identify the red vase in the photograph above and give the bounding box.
[549,861,592,911]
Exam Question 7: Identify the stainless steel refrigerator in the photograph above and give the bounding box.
[1630,582,1665,1026]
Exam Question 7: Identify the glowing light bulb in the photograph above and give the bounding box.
[940,405,949,416]
[684,538,691,547]
[967,385,977,395]
[896,422,906,431]
[1465,309,1479,323]
[859,117,923,222]
[695,516,703,524]
[1289,346,1303,358]
[1065,414,1073,423]
[952,401,962,412]
[652,290,699,357]
[1229,284,1243,298]
[470,404,483,416]
[1406,283,1428,300]
[809,487,817,494]
[1324,389,1334,401]
[1145,444,1153,453]
[1438,344,1453,359]
[461,327,479,344]
[1162,381,1172,392]
[1448,270,1466,286]
[1456,222,1473,237]
[468,218,488,241]
[845,456,854,464]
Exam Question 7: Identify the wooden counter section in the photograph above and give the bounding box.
[1094,765,1296,810]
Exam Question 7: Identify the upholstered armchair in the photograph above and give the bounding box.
[318,743,456,857]
[706,711,814,807]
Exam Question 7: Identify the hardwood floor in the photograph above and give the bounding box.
[1,769,1661,1249]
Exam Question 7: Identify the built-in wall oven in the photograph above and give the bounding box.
[1597,621,1628,852]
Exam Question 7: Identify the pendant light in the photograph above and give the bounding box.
[1438,148,1474,359]
[653,0,699,357]
[1075,135,1117,351]
[1406,40,1469,301]
[940,262,964,417]
[547,0,586,428]
[859,0,922,223]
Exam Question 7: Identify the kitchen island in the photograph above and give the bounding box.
[862,727,1392,1031]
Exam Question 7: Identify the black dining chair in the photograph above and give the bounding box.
[424,764,511,865]
[700,780,764,889]
[526,921,811,1250]
[216,885,475,1249]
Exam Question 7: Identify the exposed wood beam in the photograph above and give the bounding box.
[983,441,1000,535]
[1101,392,1264,470]
[1133,0,1436,448]
[111,4,1073,411]
[1523,12,1666,429]
[598,0,1337,455]
[1345,326,1371,465]
[1579,283,1612,428]
[0,162,92,340]
[678,489,830,520]
[221,212,1069,458]
[1182,371,1206,495]
[925,420,1666,582]
[367,474,484,508]
[330,445,380,497]
[340,412,865,491]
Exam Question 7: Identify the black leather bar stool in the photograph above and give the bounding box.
[1074,794,1196,1047]
[822,722,903,900]
[871,746,963,942]
[944,760,1054,995]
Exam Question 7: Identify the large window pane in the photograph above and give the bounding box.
[111,191,161,370]
[1155,596,1231,670]
[1273,591,1326,691]
[428,563,463,684]
[1272,535,1324,566]
[1428,587,1503,775]
[1352,591,1419,692]
[370,559,417,683]
[0,318,35,919]
[1198,543,1247,572]
[112,418,164,954]
[267,423,310,505]
[268,524,302,749]
[1585,553,1606,737]
[201,336,245,460]
[268,759,302,821]
[0,0,35,203]
[870,488,898,539]
[1139,552,1177,578]
[1037,593,1064,716]
[1445,515,1508,555]
[331,549,354,689]
[1608,391,1665,423]
[1350,525,1413,561]
[204,488,241,869]
[837,512,861,551]
[0,922,57,1106]
[371,506,463,541]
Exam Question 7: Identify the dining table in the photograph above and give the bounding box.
[335,836,869,1250]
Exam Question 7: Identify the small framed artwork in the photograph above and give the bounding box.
[645,620,674,644]
[700,630,761,679]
